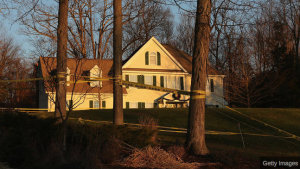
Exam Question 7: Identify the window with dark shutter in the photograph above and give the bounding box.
[180,77,184,90]
[145,52,149,65]
[126,102,130,109]
[138,102,145,108]
[153,76,156,86]
[210,79,214,92]
[157,52,161,65]
[160,76,164,87]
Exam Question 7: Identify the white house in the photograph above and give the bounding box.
[37,37,226,111]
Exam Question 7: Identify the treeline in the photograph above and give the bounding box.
[1,0,299,108]
[174,0,300,108]
[0,36,36,108]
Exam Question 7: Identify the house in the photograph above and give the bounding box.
[37,37,226,111]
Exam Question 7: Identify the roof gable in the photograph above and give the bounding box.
[123,37,188,73]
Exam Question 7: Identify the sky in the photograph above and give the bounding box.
[0,1,193,59]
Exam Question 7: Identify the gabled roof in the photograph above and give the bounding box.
[39,57,127,94]
[162,44,220,75]
[123,37,220,75]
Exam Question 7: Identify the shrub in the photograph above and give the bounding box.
[0,112,156,169]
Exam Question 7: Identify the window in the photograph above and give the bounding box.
[94,101,99,108]
[180,77,184,90]
[126,102,130,109]
[210,79,214,92]
[137,75,144,84]
[102,101,106,108]
[146,51,161,66]
[153,76,156,86]
[157,52,161,65]
[125,74,129,88]
[150,52,156,65]
[138,102,145,109]
[89,100,93,108]
[145,52,149,65]
[154,102,158,108]
[90,65,102,87]
[160,76,164,87]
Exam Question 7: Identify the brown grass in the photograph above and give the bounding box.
[119,146,203,169]
[138,114,158,130]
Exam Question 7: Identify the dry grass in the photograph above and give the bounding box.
[138,114,158,130]
[119,146,203,169]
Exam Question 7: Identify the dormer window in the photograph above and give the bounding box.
[150,52,156,65]
[90,65,102,87]
[145,51,161,66]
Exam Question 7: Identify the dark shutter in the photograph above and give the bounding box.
[180,77,184,90]
[126,102,130,109]
[138,75,144,84]
[69,100,73,109]
[157,52,161,65]
[141,75,144,84]
[153,76,156,86]
[210,79,214,92]
[89,100,93,108]
[160,76,164,87]
[145,52,149,65]
[102,101,106,108]
[138,102,145,108]
[125,75,129,88]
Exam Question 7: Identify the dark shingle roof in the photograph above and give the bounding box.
[162,44,220,75]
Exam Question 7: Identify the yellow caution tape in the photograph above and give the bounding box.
[193,90,206,95]
[226,106,300,141]
[15,108,48,110]
[191,95,206,99]
[67,118,295,139]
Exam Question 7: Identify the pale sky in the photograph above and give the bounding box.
[0,1,191,59]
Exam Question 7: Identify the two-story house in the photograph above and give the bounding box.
[37,37,226,111]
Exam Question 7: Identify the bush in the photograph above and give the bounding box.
[0,112,156,169]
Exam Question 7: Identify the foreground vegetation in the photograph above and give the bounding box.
[68,108,300,157]
[1,108,300,169]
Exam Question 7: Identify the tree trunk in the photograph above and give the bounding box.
[113,0,123,125]
[55,0,69,120]
[186,0,210,156]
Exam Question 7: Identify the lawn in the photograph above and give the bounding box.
[68,108,300,157]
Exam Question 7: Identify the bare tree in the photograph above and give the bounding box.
[113,0,123,125]
[55,3,68,157]
[186,0,210,155]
